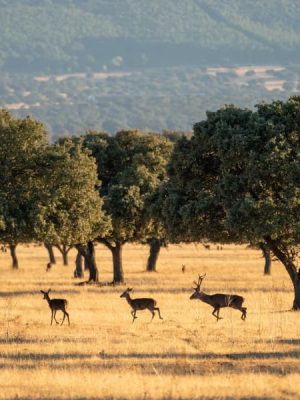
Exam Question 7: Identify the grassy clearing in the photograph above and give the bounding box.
[0,243,299,399]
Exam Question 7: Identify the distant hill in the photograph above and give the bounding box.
[1,0,300,73]
[1,1,299,137]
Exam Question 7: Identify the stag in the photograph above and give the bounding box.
[190,274,247,321]
[120,288,163,322]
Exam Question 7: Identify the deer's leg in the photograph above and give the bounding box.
[150,309,155,321]
[131,310,137,323]
[65,311,70,325]
[50,309,54,325]
[53,310,59,324]
[212,308,222,321]
[216,308,222,321]
[154,307,163,320]
[241,307,247,320]
[61,310,66,325]
[212,308,219,320]
[231,304,247,320]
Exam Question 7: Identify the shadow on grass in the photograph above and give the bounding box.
[0,337,96,345]
[98,350,300,360]
[0,290,37,298]
[277,339,300,345]
[0,397,272,400]
[0,289,79,298]
[263,338,300,345]
[86,286,294,295]
[2,352,93,361]
[1,351,300,378]
[2,348,300,362]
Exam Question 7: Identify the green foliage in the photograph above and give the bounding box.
[1,1,300,73]
[80,130,173,245]
[0,110,48,245]
[165,97,300,251]
[1,65,292,137]
[33,142,110,246]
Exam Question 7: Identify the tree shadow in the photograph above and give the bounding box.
[0,337,96,345]
[0,289,79,298]
[0,290,36,298]
[0,397,265,400]
[98,349,300,360]
[86,286,294,295]
[2,352,93,361]
[264,338,300,345]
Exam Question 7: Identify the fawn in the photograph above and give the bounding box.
[40,289,70,325]
[120,288,163,322]
[190,274,247,321]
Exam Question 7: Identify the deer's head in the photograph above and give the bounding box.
[190,274,206,300]
[120,288,133,298]
[40,289,51,300]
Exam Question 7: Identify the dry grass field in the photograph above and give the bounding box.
[0,243,300,400]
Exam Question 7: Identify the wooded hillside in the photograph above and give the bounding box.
[1,0,300,73]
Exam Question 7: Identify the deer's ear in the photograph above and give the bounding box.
[40,290,44,294]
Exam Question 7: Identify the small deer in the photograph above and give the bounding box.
[190,274,247,321]
[120,288,163,323]
[40,289,70,325]
[182,264,186,273]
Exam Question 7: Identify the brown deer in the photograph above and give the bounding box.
[190,274,247,321]
[40,289,70,325]
[120,288,163,323]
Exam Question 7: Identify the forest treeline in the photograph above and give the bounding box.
[1,96,300,309]
[1,0,300,73]
[2,65,296,138]
[2,1,300,135]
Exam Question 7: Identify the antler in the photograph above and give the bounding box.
[193,273,206,290]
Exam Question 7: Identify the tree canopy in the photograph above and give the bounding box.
[0,110,48,248]
[79,129,173,282]
[164,97,300,308]
[33,142,110,247]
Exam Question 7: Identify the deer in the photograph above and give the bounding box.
[120,288,163,323]
[190,274,247,321]
[40,289,70,325]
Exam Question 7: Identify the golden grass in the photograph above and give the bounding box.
[0,243,299,400]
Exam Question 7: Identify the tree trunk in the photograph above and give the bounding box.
[265,237,300,310]
[61,244,69,266]
[9,244,18,269]
[293,277,300,310]
[74,250,84,278]
[146,238,161,272]
[55,244,72,266]
[259,243,271,275]
[84,257,89,271]
[45,243,56,264]
[76,241,99,282]
[111,242,124,283]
